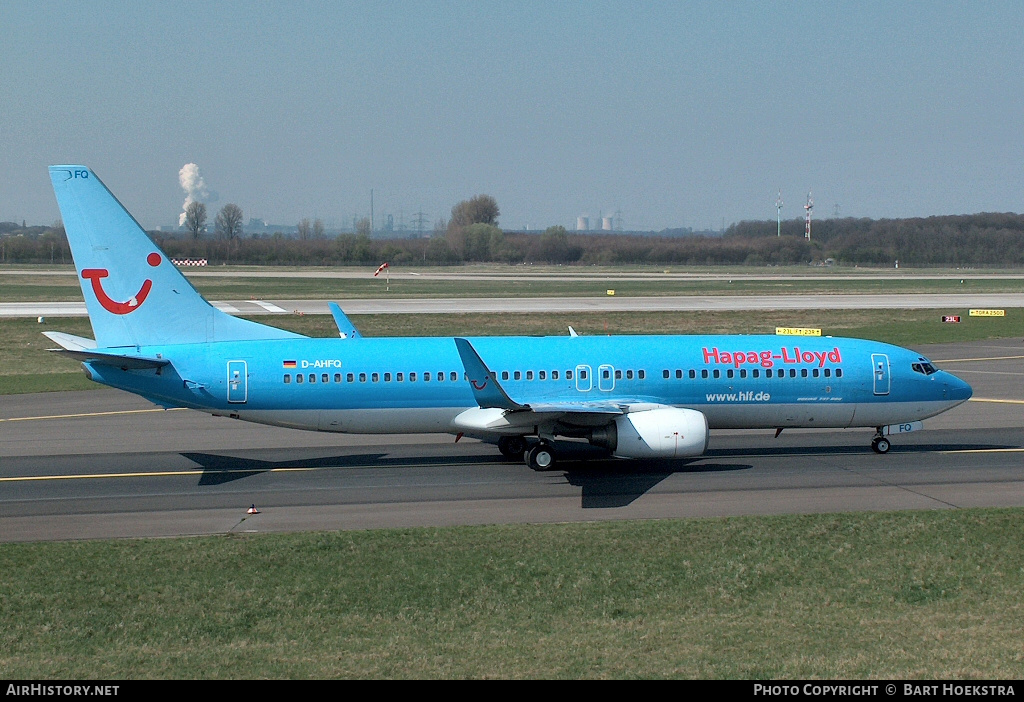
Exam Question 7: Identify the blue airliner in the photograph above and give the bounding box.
[46,165,973,470]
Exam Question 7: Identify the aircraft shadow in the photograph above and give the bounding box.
[182,450,508,485]
[560,460,752,509]
[524,442,751,508]
[702,442,1018,458]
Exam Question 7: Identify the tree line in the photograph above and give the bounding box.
[3,204,1024,267]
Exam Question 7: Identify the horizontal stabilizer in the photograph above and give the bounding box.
[42,331,97,351]
[47,348,170,370]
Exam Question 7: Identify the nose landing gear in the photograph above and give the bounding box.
[871,434,891,454]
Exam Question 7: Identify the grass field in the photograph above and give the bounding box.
[4,265,1023,679]
[2,264,1023,301]
[2,509,1023,678]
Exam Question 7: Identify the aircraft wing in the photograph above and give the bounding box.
[454,337,643,423]
[454,337,528,411]
[328,302,361,339]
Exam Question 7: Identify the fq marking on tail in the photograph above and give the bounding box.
[45,165,972,470]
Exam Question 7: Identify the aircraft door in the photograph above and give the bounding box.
[598,364,615,392]
[871,354,890,395]
[576,364,592,392]
[228,360,248,403]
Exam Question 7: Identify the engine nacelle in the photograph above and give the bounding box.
[591,407,708,458]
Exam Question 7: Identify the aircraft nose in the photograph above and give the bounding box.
[944,373,973,403]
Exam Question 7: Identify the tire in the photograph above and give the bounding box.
[498,436,527,459]
[526,443,556,471]
[872,437,891,454]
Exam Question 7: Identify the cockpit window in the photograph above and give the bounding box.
[912,360,939,375]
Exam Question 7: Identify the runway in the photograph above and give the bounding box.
[1,339,1021,543]
[4,293,1024,317]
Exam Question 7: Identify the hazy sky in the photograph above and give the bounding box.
[3,1,1023,231]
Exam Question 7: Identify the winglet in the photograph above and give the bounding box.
[453,338,527,411]
[328,302,361,339]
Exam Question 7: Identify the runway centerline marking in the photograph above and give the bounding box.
[940,448,1024,454]
[0,466,323,483]
[934,355,1024,363]
[0,408,188,423]
[969,398,1024,404]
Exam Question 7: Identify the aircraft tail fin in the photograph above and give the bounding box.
[49,165,303,348]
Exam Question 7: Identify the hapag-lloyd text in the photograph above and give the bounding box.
[703,346,842,369]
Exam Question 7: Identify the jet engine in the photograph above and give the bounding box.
[589,407,708,458]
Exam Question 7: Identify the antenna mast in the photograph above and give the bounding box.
[804,191,813,241]
[775,190,783,237]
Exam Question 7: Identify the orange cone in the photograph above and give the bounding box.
[247,504,260,514]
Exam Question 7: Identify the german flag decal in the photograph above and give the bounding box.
[283,360,297,368]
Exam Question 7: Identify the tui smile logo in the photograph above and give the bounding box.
[81,252,162,315]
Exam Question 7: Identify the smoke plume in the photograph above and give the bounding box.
[178,163,213,226]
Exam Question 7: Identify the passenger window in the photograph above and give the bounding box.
[334,373,341,382]
[514,371,521,380]
[451,372,458,381]
[579,369,587,379]
[296,374,304,384]
[284,374,291,384]
[727,370,734,379]
[502,371,509,380]
[740,369,747,378]
[638,370,645,380]
[322,374,329,383]
[836,369,843,378]
[309,374,316,383]
[384,373,391,382]
[689,369,696,379]
[824,369,831,378]
[701,369,709,379]
[410,372,416,382]
[789,369,796,378]
[371,373,379,382]
[676,369,683,379]
[552,370,559,380]
[359,373,366,382]
[752,369,759,378]
[713,370,720,379]
[567,370,573,380]
[812,369,819,378]
[801,369,808,378]
[526,371,533,380]
[663,370,670,379]
[424,372,431,382]
[437,371,444,381]
[539,370,546,380]
[347,373,354,383]
[615,370,622,380]
[397,373,403,382]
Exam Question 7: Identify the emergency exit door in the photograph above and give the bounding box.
[228,360,248,403]
[871,354,890,396]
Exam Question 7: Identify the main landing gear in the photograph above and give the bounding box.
[497,436,528,459]
[497,436,557,471]
[525,442,556,471]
